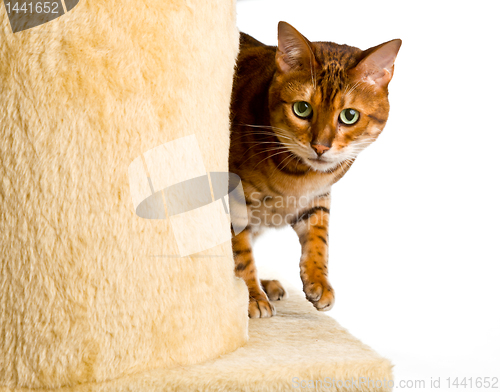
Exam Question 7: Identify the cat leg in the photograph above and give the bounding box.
[260,279,287,301]
[292,206,335,311]
[232,229,276,318]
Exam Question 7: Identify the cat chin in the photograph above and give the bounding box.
[305,158,339,173]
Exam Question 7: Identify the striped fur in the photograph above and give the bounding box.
[230,22,401,318]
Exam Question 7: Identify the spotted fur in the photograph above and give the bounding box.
[230,22,401,318]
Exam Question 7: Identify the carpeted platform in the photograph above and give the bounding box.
[1,284,393,392]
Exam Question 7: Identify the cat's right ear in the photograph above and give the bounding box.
[276,21,316,74]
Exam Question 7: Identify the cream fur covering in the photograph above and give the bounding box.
[0,0,248,389]
[0,284,393,392]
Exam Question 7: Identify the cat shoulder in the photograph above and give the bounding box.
[239,32,267,49]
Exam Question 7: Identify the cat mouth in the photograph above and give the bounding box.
[307,158,330,165]
[305,157,339,172]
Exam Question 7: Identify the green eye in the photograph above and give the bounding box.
[339,109,360,125]
[293,101,313,119]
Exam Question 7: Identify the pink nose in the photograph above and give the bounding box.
[311,144,331,156]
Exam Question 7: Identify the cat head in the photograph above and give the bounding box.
[268,22,401,172]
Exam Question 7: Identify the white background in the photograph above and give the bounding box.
[236,1,500,390]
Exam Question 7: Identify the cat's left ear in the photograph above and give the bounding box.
[350,39,402,89]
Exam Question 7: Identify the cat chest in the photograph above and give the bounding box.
[246,192,325,228]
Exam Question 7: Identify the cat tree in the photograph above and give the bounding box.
[0,0,393,391]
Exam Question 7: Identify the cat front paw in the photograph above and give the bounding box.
[303,281,335,311]
[248,293,276,318]
[260,279,288,301]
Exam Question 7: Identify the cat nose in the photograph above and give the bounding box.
[311,143,331,156]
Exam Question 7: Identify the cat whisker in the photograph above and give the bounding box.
[348,147,370,154]
[239,143,296,155]
[239,141,296,147]
[242,146,291,159]
[233,128,290,138]
[352,142,375,148]
[334,158,355,176]
[276,152,298,173]
[340,155,359,162]
[350,144,374,152]
[237,123,295,141]
[230,133,296,149]
[295,156,301,171]
[239,146,292,166]
[230,131,282,142]
[252,150,293,170]
[232,131,295,145]
[240,145,280,157]
[271,156,292,177]
[353,138,376,144]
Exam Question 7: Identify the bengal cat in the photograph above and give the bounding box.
[229,22,401,318]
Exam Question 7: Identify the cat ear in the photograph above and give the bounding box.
[276,21,316,73]
[351,39,402,88]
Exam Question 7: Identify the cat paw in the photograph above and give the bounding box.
[261,279,288,301]
[248,294,276,318]
[303,281,335,311]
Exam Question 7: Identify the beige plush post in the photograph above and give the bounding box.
[0,0,248,388]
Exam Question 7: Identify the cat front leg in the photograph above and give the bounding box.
[232,228,276,318]
[292,205,335,311]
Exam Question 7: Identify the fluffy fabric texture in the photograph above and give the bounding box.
[0,283,393,392]
[0,0,248,388]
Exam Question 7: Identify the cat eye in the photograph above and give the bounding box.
[339,109,360,125]
[292,101,313,119]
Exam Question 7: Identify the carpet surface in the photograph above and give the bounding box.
[1,283,393,392]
